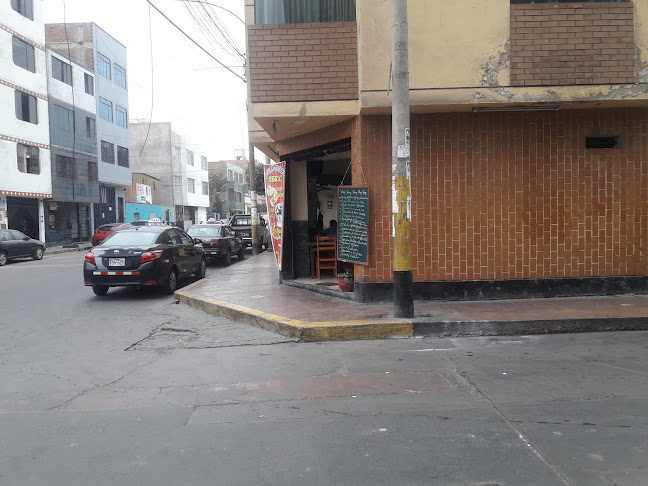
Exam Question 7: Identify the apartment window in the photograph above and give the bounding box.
[12,37,35,72]
[236,192,242,203]
[116,105,128,128]
[101,140,115,164]
[56,155,77,180]
[99,97,113,122]
[188,178,196,193]
[51,57,72,85]
[201,156,208,170]
[88,161,98,183]
[10,0,33,20]
[97,52,111,79]
[255,0,355,24]
[173,176,183,191]
[117,146,129,167]
[14,91,37,124]
[187,150,194,166]
[86,117,96,138]
[16,144,39,174]
[173,146,181,162]
[114,64,127,89]
[202,181,209,195]
[228,169,233,181]
[84,73,94,95]
[53,105,74,133]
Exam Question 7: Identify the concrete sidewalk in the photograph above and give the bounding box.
[46,242,92,256]
[176,251,648,341]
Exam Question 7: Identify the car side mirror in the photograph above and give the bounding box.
[23,236,30,241]
[194,237,203,244]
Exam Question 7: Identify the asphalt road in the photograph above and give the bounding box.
[1,250,647,485]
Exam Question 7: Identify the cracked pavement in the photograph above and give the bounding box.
[1,252,647,485]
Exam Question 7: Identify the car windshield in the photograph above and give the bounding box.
[103,231,159,246]
[98,224,118,231]
[188,226,222,237]
[232,217,251,226]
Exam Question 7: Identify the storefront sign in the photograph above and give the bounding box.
[264,163,286,269]
[136,184,152,204]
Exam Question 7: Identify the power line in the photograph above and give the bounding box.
[144,0,246,83]
[178,0,245,26]
[140,2,155,156]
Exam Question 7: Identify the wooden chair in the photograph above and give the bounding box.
[315,235,337,279]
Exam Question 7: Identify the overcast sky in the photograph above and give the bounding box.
[44,0,248,161]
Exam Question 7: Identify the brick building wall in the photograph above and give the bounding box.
[45,23,95,70]
[351,109,648,283]
[510,3,635,86]
[248,22,358,103]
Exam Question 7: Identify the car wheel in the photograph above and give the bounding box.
[0,251,7,266]
[197,258,206,279]
[33,246,44,260]
[92,285,109,296]
[163,269,178,295]
[222,250,231,266]
[238,246,245,260]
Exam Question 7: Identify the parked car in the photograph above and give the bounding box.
[91,222,132,246]
[229,214,270,250]
[186,224,244,265]
[0,229,46,266]
[83,226,206,296]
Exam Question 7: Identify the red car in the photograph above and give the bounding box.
[91,223,131,246]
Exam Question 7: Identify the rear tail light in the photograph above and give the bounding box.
[140,250,163,264]
[84,252,96,265]
[210,241,222,247]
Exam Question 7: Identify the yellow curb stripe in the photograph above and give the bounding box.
[175,289,415,341]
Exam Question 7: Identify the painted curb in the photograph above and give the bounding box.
[175,284,648,342]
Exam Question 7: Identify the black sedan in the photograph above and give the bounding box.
[186,224,244,265]
[83,226,206,296]
[0,229,45,266]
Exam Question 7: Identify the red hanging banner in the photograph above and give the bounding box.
[263,163,286,269]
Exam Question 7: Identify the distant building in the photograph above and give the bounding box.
[129,122,210,229]
[0,0,52,240]
[208,160,248,217]
[44,47,98,246]
[124,173,164,223]
[45,22,131,229]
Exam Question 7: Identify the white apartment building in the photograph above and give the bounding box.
[130,122,210,229]
[0,0,52,240]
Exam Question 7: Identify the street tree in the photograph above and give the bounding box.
[209,174,227,215]
[245,163,265,196]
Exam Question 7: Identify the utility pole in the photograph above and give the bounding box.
[392,0,414,318]
[249,142,260,255]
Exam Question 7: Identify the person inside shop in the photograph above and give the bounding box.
[323,219,338,236]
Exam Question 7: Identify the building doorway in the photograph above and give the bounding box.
[7,197,39,240]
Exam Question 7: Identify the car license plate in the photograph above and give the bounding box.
[109,258,125,267]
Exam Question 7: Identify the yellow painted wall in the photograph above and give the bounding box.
[358,0,510,91]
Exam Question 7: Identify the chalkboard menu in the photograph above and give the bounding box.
[337,186,369,265]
